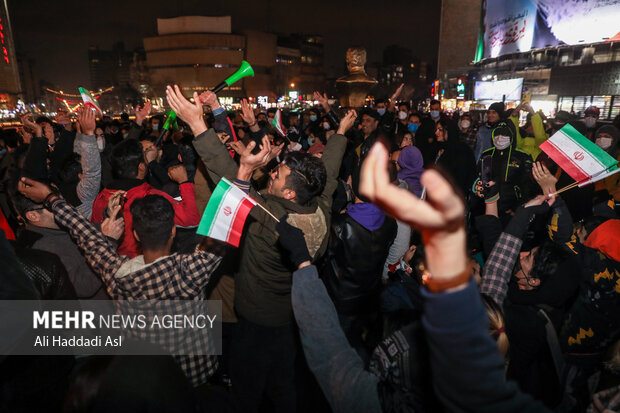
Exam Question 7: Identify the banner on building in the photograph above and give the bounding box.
[480,0,620,60]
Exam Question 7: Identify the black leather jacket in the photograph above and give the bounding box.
[320,212,397,314]
[13,245,77,300]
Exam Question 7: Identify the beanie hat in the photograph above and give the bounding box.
[488,102,505,117]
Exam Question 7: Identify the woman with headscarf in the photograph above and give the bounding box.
[433,120,477,197]
[397,146,424,197]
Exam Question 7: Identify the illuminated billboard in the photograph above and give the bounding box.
[474,78,524,101]
[481,0,620,59]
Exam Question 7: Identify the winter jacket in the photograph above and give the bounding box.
[477,145,533,214]
[16,225,107,299]
[509,112,548,160]
[90,180,200,258]
[321,204,397,314]
[192,128,347,327]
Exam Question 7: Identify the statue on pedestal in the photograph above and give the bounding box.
[336,47,378,108]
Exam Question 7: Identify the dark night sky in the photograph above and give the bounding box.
[9,0,441,91]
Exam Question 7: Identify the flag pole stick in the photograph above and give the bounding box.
[255,202,280,223]
[548,181,580,197]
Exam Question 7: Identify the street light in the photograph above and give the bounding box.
[290,83,295,88]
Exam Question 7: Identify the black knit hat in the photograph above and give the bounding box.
[488,102,505,117]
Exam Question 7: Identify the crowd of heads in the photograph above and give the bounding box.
[1,84,619,412]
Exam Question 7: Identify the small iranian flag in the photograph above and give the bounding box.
[540,124,618,183]
[272,109,286,137]
[78,87,103,117]
[197,177,257,247]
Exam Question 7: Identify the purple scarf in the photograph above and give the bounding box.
[397,146,424,197]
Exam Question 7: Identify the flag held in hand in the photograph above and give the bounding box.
[272,109,286,137]
[197,178,257,247]
[540,124,619,187]
[78,87,103,117]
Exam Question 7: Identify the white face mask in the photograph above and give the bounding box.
[493,134,511,150]
[398,111,408,120]
[584,117,597,128]
[322,122,330,130]
[376,108,386,116]
[307,137,314,146]
[152,123,159,131]
[460,120,471,129]
[595,136,613,150]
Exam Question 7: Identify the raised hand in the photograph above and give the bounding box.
[165,85,206,136]
[199,90,221,110]
[237,136,272,181]
[101,203,125,240]
[18,177,53,203]
[313,91,330,112]
[168,164,189,184]
[336,110,357,135]
[54,109,72,130]
[532,162,557,197]
[77,107,96,136]
[390,83,405,103]
[360,142,467,282]
[269,142,285,162]
[134,101,152,126]
[19,113,42,137]
[106,190,126,217]
[239,98,257,127]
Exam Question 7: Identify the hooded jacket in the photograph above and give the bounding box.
[397,146,424,197]
[90,180,200,258]
[478,121,533,214]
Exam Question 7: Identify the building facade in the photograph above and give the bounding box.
[437,0,620,118]
[142,17,328,104]
[0,0,21,109]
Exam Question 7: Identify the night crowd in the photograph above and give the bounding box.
[1,82,620,413]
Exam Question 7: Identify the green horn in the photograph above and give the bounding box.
[212,60,254,93]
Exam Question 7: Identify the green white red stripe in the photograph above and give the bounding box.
[196,177,257,247]
[577,166,620,187]
[540,124,618,183]
[272,109,286,137]
[78,87,103,117]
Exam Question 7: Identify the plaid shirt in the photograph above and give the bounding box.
[480,232,522,308]
[459,125,479,152]
[51,197,222,386]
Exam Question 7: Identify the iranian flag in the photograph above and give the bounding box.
[197,177,257,247]
[272,109,286,137]
[78,87,103,117]
[540,124,618,183]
